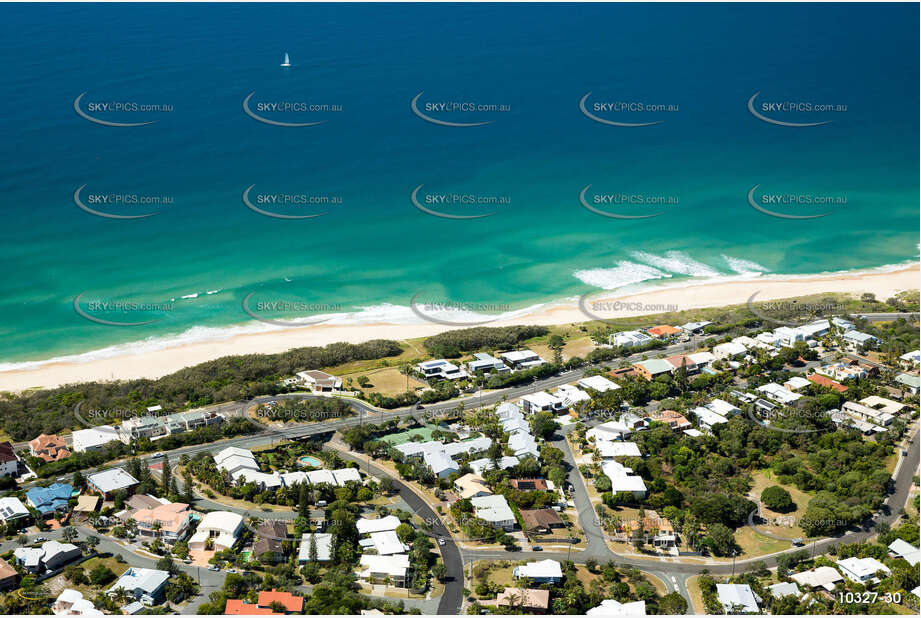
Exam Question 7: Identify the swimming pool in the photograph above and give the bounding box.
[297,455,323,468]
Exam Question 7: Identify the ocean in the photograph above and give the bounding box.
[0,2,918,368]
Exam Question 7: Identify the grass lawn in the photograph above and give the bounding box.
[686,575,707,615]
[379,426,437,445]
[343,366,427,396]
[748,470,811,540]
[734,525,795,558]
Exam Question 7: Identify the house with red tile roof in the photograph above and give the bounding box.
[224,599,279,615]
[807,373,848,393]
[646,325,681,339]
[257,590,304,614]
[29,434,71,462]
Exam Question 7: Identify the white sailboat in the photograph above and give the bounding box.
[280,52,291,67]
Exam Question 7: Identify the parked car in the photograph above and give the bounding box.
[438,538,446,546]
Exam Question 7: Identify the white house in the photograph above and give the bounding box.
[836,557,891,584]
[843,401,894,426]
[53,589,104,617]
[188,511,242,551]
[608,330,654,348]
[554,384,590,407]
[416,359,468,381]
[706,399,741,417]
[466,353,510,375]
[596,441,641,458]
[587,599,646,616]
[692,407,728,432]
[713,342,747,360]
[0,497,30,523]
[757,383,802,405]
[789,566,843,591]
[888,539,920,566]
[356,515,401,535]
[470,494,516,529]
[513,559,562,584]
[843,330,879,349]
[469,456,519,476]
[783,376,812,391]
[519,392,565,414]
[295,370,343,392]
[72,426,126,453]
[359,554,409,587]
[578,375,621,393]
[298,532,333,563]
[715,583,760,614]
[500,350,546,370]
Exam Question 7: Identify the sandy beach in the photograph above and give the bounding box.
[2,264,917,392]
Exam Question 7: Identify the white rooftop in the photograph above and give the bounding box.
[715,583,760,614]
[356,515,401,535]
[578,375,621,392]
[88,468,139,493]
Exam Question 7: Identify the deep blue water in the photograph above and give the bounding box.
[0,2,917,365]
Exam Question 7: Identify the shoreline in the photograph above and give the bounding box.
[1,263,917,393]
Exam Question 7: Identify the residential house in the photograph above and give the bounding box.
[790,566,843,591]
[766,582,801,599]
[687,351,716,368]
[783,376,812,391]
[665,355,699,374]
[713,342,747,360]
[120,416,167,441]
[807,373,848,393]
[359,554,410,587]
[587,599,647,615]
[0,443,18,478]
[608,330,654,348]
[843,330,879,350]
[52,589,104,616]
[513,559,563,584]
[554,384,591,407]
[692,407,729,433]
[295,370,343,392]
[453,473,492,500]
[715,583,760,614]
[500,350,546,370]
[297,532,332,563]
[107,568,170,605]
[470,494,516,529]
[646,325,681,339]
[224,599,279,615]
[843,401,894,426]
[860,396,905,416]
[0,496,30,524]
[578,375,621,393]
[188,511,243,551]
[836,557,891,584]
[895,373,920,395]
[466,353,510,375]
[519,392,565,414]
[757,383,803,405]
[509,479,549,491]
[469,456,519,476]
[87,469,139,498]
[519,509,564,534]
[253,520,288,563]
[679,321,712,334]
[29,434,71,462]
[25,483,73,516]
[356,515,401,535]
[887,539,920,566]
[257,590,304,614]
[649,409,692,430]
[15,540,81,573]
[71,426,126,453]
[131,502,191,544]
[632,359,674,381]
[595,441,641,458]
[416,359,468,381]
[481,588,550,613]
[602,460,647,499]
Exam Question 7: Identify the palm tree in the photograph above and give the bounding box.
[62,526,78,543]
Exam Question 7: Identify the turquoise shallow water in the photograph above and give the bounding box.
[0,3,917,366]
